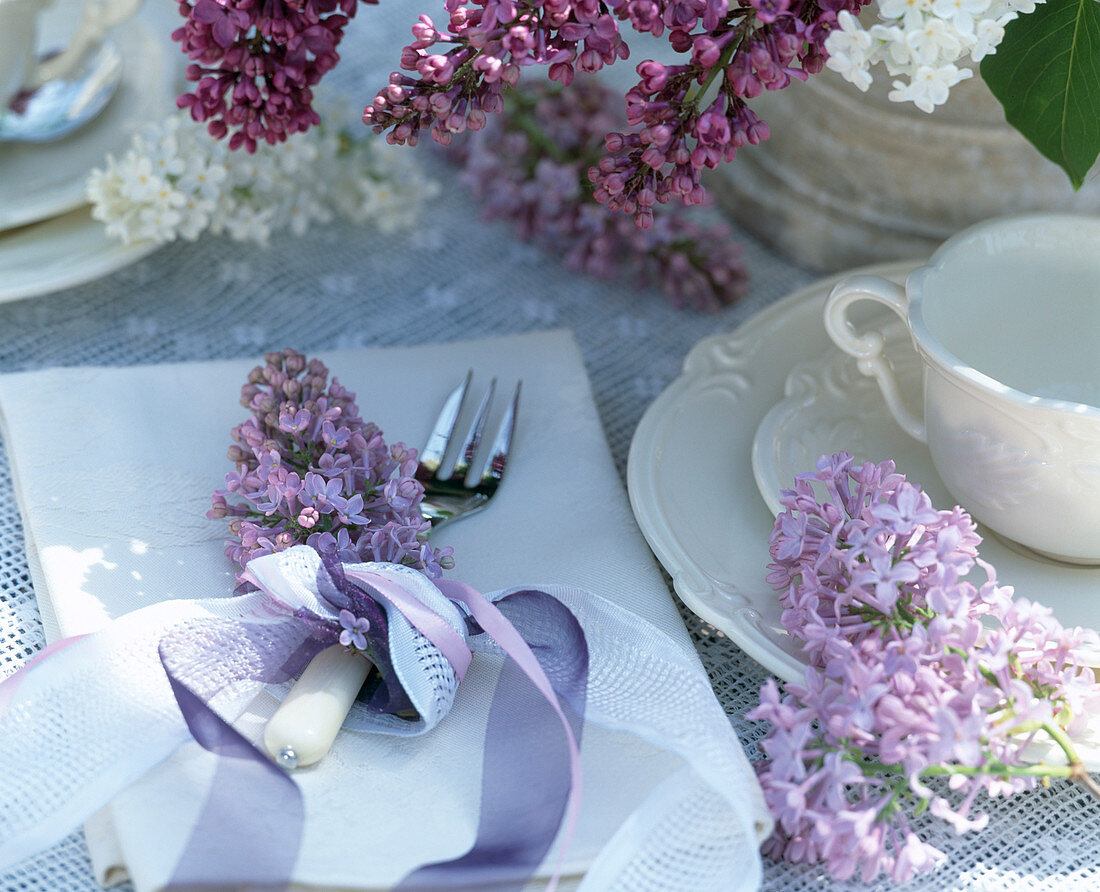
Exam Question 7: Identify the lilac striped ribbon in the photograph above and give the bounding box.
[153,569,589,891]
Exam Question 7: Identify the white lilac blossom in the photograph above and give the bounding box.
[86,108,439,247]
[823,0,1040,112]
[750,453,1100,882]
[210,349,453,581]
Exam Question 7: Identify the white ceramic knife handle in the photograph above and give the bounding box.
[263,645,372,769]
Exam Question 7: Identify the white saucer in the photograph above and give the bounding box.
[751,280,1100,661]
[628,260,1100,678]
[628,260,1100,767]
[0,206,157,302]
[0,4,180,232]
[751,317,928,513]
[628,266,881,684]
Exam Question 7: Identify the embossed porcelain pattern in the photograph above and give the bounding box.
[824,214,1100,563]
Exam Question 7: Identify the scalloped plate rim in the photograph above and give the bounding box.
[627,261,1100,769]
[627,260,916,684]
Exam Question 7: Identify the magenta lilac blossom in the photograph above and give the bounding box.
[172,0,363,151]
[458,78,748,310]
[364,0,869,227]
[750,452,1100,882]
[210,348,453,579]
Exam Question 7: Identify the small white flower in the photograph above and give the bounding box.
[135,130,187,180]
[86,94,439,246]
[221,204,277,245]
[879,0,936,28]
[177,157,228,202]
[825,12,877,90]
[117,156,169,204]
[870,23,915,70]
[176,195,217,241]
[136,203,184,244]
[970,17,1006,59]
[889,63,972,112]
[906,17,964,65]
[931,0,991,37]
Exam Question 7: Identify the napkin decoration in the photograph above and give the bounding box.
[0,544,763,889]
[0,335,771,891]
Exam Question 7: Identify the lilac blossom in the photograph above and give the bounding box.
[172,0,363,151]
[362,0,869,228]
[456,78,748,310]
[338,608,372,651]
[210,348,453,579]
[176,0,872,231]
[750,452,1100,883]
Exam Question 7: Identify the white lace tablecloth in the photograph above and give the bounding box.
[0,7,1097,892]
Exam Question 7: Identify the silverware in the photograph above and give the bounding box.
[263,372,521,769]
[0,41,123,144]
[417,371,522,529]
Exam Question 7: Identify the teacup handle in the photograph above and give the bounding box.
[26,0,143,88]
[823,274,927,443]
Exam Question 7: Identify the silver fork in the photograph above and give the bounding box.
[264,372,521,769]
[416,371,522,529]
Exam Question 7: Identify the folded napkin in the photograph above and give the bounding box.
[0,329,771,890]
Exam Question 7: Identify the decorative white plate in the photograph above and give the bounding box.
[751,317,929,514]
[627,266,899,683]
[0,207,157,302]
[628,260,1100,682]
[0,4,179,232]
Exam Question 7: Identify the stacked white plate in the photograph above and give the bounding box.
[0,3,178,301]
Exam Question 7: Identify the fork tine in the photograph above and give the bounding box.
[452,378,495,481]
[478,380,521,485]
[416,370,471,478]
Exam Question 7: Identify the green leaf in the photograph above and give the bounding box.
[980,0,1100,189]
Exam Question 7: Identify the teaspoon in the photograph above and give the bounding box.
[0,40,122,144]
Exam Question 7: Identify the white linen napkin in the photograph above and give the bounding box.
[0,329,770,891]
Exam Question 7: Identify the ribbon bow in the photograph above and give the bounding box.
[0,546,769,891]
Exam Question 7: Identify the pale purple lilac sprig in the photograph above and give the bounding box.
[210,348,454,580]
[172,0,363,151]
[457,78,748,310]
[750,452,1100,883]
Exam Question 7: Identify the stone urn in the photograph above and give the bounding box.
[706,65,1100,271]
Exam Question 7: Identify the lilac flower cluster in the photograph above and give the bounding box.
[750,453,1100,882]
[210,349,453,579]
[172,0,361,151]
[458,78,748,310]
[363,0,869,227]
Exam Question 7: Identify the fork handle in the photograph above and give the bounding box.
[263,645,372,769]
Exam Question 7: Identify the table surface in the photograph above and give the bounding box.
[1,9,1098,892]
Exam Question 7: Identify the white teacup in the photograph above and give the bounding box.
[0,0,142,111]
[824,213,1100,564]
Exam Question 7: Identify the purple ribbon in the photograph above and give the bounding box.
[149,567,590,891]
[343,568,473,683]
[157,614,333,890]
[164,668,304,889]
[398,586,588,892]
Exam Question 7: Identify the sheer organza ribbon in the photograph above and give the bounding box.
[0,545,769,891]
